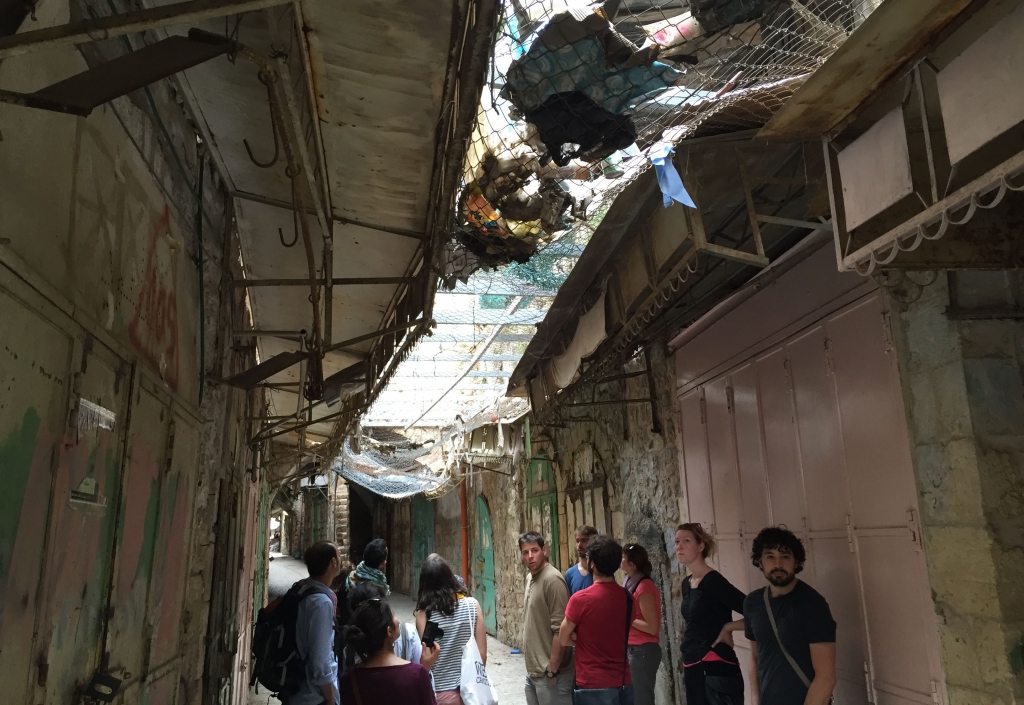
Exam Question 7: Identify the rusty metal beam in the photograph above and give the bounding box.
[232,329,305,338]
[564,398,653,407]
[322,318,425,354]
[232,277,418,287]
[230,192,427,241]
[594,370,647,384]
[755,214,832,231]
[222,349,307,389]
[252,405,367,444]
[0,0,286,59]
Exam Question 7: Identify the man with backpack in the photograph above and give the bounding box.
[252,541,342,704]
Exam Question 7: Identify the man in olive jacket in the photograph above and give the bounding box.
[520,531,574,705]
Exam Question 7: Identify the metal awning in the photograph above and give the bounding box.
[759,0,974,139]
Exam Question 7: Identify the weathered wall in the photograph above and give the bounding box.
[472,464,527,647]
[892,271,1024,705]
[435,486,464,579]
[389,499,413,594]
[0,2,262,701]
[528,342,685,705]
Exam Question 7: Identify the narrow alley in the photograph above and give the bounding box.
[2,1,1024,705]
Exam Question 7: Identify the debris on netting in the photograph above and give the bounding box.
[444,0,873,276]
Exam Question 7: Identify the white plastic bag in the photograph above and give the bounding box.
[460,601,498,705]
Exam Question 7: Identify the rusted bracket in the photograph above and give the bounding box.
[0,33,232,117]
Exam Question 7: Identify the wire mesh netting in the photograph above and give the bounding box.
[370,0,880,429]
[442,0,879,281]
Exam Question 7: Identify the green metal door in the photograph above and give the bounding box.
[526,457,560,567]
[473,496,497,635]
[411,495,435,594]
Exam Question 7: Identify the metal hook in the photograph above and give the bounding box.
[243,71,279,169]
[278,227,298,248]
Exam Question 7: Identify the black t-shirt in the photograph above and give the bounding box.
[744,581,837,705]
[680,570,746,666]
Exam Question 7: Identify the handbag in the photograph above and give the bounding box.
[762,589,835,705]
[572,586,635,705]
[460,599,499,705]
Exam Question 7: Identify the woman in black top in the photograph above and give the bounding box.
[676,523,746,705]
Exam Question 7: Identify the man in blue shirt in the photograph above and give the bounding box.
[290,542,343,705]
[564,525,598,596]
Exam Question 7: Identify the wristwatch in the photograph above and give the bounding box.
[544,668,558,679]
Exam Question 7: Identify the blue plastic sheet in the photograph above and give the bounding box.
[650,143,695,209]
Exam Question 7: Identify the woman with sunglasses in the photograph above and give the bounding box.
[675,523,746,705]
[340,597,437,704]
[621,543,663,705]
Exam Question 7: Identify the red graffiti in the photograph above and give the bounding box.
[128,206,179,390]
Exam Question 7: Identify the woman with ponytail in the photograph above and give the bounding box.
[340,597,437,704]
[675,523,746,705]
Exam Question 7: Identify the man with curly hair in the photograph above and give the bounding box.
[743,527,836,705]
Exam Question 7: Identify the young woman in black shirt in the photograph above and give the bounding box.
[676,523,746,705]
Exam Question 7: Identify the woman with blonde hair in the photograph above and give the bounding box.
[675,523,746,705]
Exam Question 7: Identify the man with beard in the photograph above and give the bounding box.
[743,527,836,705]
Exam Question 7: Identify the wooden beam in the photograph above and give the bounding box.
[0,0,287,59]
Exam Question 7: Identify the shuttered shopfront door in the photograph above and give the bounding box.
[675,291,946,705]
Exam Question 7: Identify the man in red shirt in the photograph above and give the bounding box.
[558,535,634,701]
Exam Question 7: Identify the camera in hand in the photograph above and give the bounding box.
[422,620,444,648]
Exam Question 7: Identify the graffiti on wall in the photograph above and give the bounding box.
[128,206,180,390]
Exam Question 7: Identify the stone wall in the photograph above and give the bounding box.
[892,271,1024,705]
[473,463,528,646]
[478,343,685,701]
[435,487,464,579]
[538,342,685,705]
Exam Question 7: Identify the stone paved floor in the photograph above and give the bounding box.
[248,556,526,704]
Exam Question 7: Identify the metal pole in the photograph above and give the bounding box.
[563,398,653,407]
[231,277,419,287]
[460,480,471,587]
[323,318,425,354]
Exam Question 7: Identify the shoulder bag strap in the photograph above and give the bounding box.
[465,597,476,636]
[762,588,811,688]
[622,587,634,687]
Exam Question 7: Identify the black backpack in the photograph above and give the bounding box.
[250,582,318,697]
